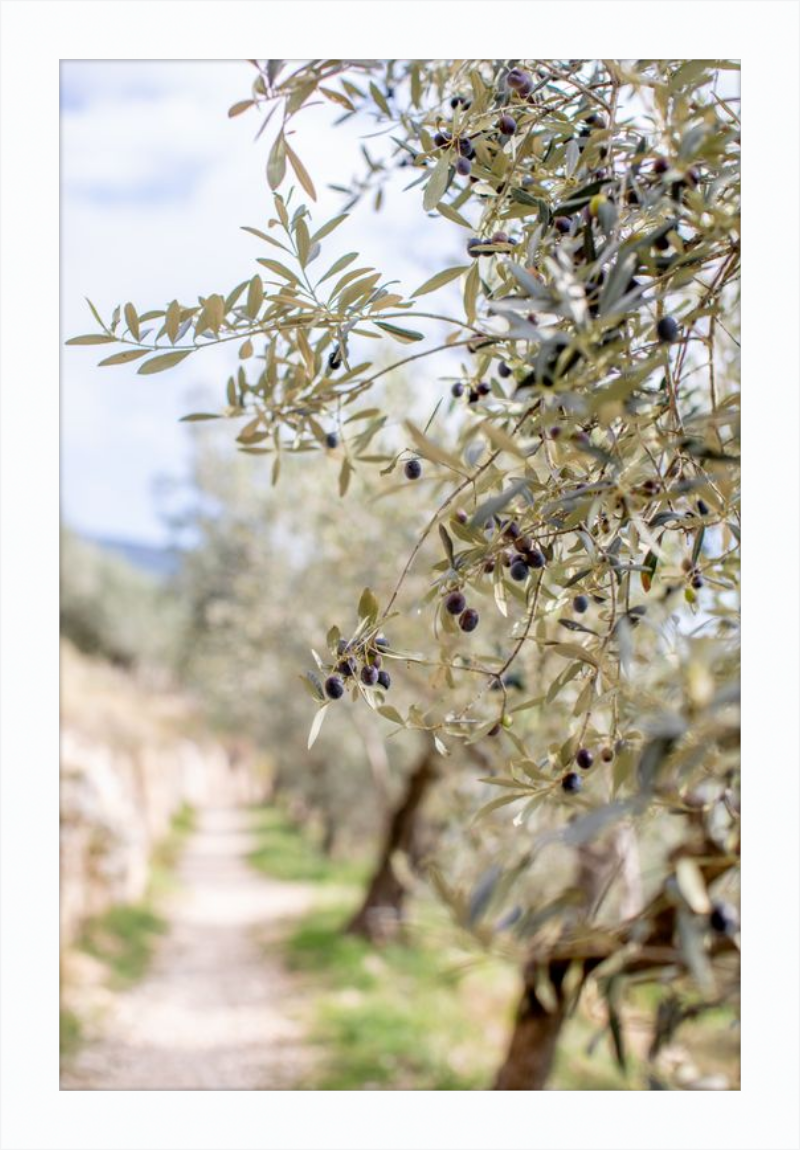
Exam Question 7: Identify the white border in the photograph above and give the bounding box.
[1,3,799,1149]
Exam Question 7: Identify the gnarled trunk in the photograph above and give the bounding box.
[345,749,436,942]
[494,958,571,1090]
[494,835,624,1090]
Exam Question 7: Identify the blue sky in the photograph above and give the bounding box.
[61,61,455,545]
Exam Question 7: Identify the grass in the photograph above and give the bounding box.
[75,803,195,989]
[59,1007,82,1059]
[78,903,168,986]
[284,903,513,1090]
[248,802,515,1089]
[247,805,368,886]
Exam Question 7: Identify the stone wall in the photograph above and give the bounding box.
[59,645,268,946]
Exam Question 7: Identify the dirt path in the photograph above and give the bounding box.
[61,806,317,1090]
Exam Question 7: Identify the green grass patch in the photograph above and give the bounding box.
[59,1007,82,1060]
[247,805,368,886]
[75,803,194,987]
[150,802,197,892]
[285,903,510,1090]
[78,903,167,986]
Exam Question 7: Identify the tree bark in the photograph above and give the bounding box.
[345,748,436,942]
[494,838,618,1090]
[494,959,571,1090]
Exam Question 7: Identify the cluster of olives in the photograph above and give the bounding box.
[497,520,546,582]
[561,743,614,794]
[451,379,491,404]
[430,67,539,179]
[466,231,518,258]
[443,588,480,633]
[324,635,392,701]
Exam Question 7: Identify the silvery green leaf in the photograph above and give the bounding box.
[505,262,550,298]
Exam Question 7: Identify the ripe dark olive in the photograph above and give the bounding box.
[450,94,470,109]
[451,381,465,398]
[697,499,710,516]
[657,315,679,343]
[433,130,452,148]
[445,590,467,615]
[337,657,356,678]
[404,458,422,480]
[585,112,606,130]
[576,747,594,770]
[510,559,529,582]
[652,156,669,175]
[377,670,391,691]
[324,675,345,700]
[514,535,533,554]
[491,230,510,244]
[503,520,521,540]
[456,156,472,177]
[483,557,496,574]
[554,216,571,234]
[467,238,484,258]
[507,68,532,93]
[601,746,614,763]
[573,594,589,613]
[498,361,512,378]
[709,902,737,935]
[477,381,491,397]
[497,113,517,136]
[375,634,390,650]
[367,651,382,668]
[458,137,474,157]
[562,772,583,794]
[360,665,379,687]
[459,607,480,633]
[454,509,468,525]
[691,574,704,590]
[654,232,671,251]
[468,388,479,403]
[325,432,339,450]
[328,349,342,370]
[488,723,501,737]
[527,549,546,569]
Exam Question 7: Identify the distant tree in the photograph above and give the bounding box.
[60,528,183,670]
[70,59,740,1090]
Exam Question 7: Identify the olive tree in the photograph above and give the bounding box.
[69,59,740,1089]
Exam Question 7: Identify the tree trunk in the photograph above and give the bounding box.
[494,959,571,1090]
[345,748,436,942]
[494,837,618,1090]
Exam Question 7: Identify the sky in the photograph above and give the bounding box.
[61,61,458,546]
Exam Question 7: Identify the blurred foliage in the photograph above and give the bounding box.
[60,528,185,670]
[166,427,449,848]
[255,802,737,1090]
[71,58,740,1087]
